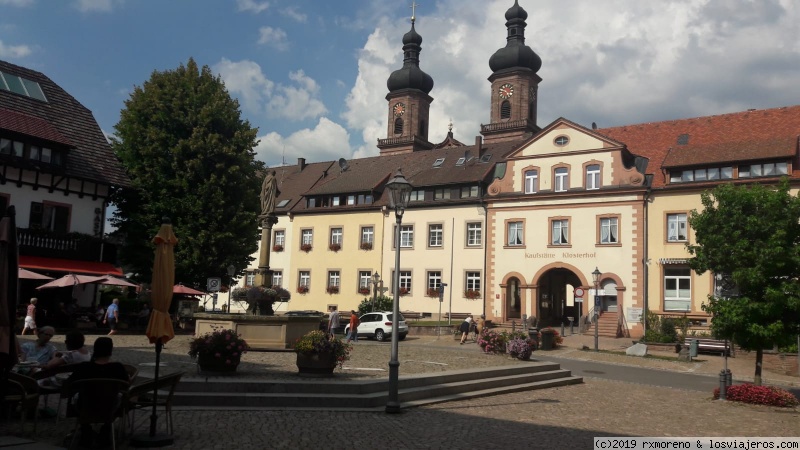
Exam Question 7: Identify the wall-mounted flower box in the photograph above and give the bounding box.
[360,242,373,250]
[329,243,341,252]
[300,244,313,253]
[326,285,340,294]
[272,244,284,252]
[464,289,481,299]
[398,287,410,296]
[426,288,439,298]
[297,285,309,294]
[358,287,371,295]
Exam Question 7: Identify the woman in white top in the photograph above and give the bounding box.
[22,297,37,335]
[44,331,91,370]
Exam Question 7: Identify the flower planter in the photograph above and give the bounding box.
[197,354,240,374]
[296,351,337,377]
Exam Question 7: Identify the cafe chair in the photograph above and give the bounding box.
[32,362,80,422]
[125,371,184,436]
[65,378,130,450]
[122,363,139,382]
[6,372,40,434]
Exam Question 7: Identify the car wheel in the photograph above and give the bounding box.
[398,334,407,341]
[375,329,386,342]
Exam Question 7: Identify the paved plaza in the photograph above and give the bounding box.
[4,330,798,449]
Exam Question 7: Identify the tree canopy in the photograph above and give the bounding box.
[111,58,263,288]
[687,179,800,384]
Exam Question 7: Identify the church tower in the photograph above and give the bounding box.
[377,13,435,155]
[481,0,542,144]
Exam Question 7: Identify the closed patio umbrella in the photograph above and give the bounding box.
[1,206,20,406]
[132,219,177,447]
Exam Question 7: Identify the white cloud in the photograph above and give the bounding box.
[0,0,34,6]
[280,7,307,23]
[236,0,268,14]
[73,0,113,13]
[213,58,275,115]
[266,70,327,121]
[255,117,351,166]
[257,26,288,51]
[0,40,31,58]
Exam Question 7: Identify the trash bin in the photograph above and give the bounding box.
[540,329,555,350]
[688,338,698,358]
[528,328,540,350]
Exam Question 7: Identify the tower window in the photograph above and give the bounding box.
[500,101,511,119]
[394,118,404,135]
[419,120,426,137]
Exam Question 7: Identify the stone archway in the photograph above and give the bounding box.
[533,267,583,328]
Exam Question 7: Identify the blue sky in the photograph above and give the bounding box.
[2,0,800,170]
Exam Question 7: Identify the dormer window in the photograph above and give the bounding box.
[433,158,445,168]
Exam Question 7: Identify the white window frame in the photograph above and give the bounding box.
[271,271,282,288]
[508,222,523,246]
[328,271,340,288]
[330,227,343,245]
[466,271,481,291]
[398,225,414,248]
[427,271,442,290]
[399,271,411,291]
[359,271,371,289]
[554,168,569,192]
[600,217,618,244]
[467,222,482,247]
[664,267,691,311]
[245,272,256,287]
[667,213,688,242]
[524,170,538,194]
[301,229,313,246]
[586,164,600,190]
[552,219,569,245]
[274,230,285,247]
[428,224,443,247]
[299,271,311,289]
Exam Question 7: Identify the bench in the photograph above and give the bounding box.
[445,312,472,321]
[683,337,735,357]
[400,311,423,321]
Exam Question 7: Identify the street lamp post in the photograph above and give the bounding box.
[385,169,412,414]
[371,271,381,312]
[592,267,601,352]
[227,265,236,314]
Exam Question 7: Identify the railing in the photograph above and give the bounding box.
[17,228,118,263]
[480,119,534,133]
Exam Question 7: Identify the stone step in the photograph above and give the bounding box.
[171,362,582,410]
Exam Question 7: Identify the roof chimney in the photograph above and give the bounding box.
[297,157,306,171]
[474,135,482,150]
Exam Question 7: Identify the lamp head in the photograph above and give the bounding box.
[227,265,236,277]
[385,169,412,211]
[592,267,601,284]
[372,272,381,284]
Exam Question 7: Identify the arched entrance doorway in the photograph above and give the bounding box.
[505,277,522,319]
[536,268,583,328]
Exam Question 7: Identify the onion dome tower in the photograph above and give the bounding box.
[378,11,435,155]
[481,0,542,144]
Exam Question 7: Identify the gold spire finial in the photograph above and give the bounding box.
[410,1,419,24]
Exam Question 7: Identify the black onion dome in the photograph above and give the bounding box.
[489,0,542,74]
[387,23,434,94]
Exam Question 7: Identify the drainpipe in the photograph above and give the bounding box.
[643,184,652,340]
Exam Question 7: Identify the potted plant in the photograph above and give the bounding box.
[300,243,312,252]
[426,288,439,298]
[360,241,373,250]
[188,329,248,373]
[398,287,410,296]
[293,330,352,376]
[464,289,481,299]
[358,287,371,295]
[297,285,309,294]
[329,243,341,252]
[272,244,284,252]
[507,336,535,360]
[326,285,340,294]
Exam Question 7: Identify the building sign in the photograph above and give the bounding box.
[627,307,643,323]
[526,251,597,259]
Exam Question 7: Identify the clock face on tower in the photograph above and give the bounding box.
[498,83,514,99]
[393,102,406,116]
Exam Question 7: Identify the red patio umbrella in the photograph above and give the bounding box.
[35,273,106,289]
[18,268,53,280]
[173,284,206,296]
[98,275,138,287]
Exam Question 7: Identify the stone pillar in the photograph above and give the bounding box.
[258,214,279,287]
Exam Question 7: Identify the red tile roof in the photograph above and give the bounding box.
[600,106,800,188]
[0,108,72,146]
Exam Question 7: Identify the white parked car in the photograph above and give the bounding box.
[344,311,408,342]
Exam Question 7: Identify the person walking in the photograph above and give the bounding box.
[104,298,120,336]
[346,310,359,343]
[327,307,340,339]
[21,297,37,335]
[459,314,473,344]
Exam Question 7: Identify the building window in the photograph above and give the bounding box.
[460,186,478,198]
[667,213,688,242]
[330,227,343,245]
[599,217,618,244]
[361,226,374,246]
[332,196,340,206]
[428,224,443,247]
[299,271,311,290]
[507,221,523,246]
[670,166,735,183]
[466,271,481,291]
[394,118,403,135]
[739,162,789,178]
[272,271,282,288]
[245,272,256,287]
[29,201,70,233]
[399,271,411,293]
[554,168,569,192]
[500,100,511,119]
[328,271,340,288]
[524,170,538,194]
[409,190,425,202]
[396,225,414,248]
[301,229,313,246]
[551,219,569,245]
[434,188,450,200]
[585,164,600,190]
[467,222,482,247]
[347,195,355,205]
[427,271,442,290]
[359,271,372,290]
[664,267,691,311]
[274,230,285,247]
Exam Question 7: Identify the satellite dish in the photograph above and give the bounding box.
[338,158,350,172]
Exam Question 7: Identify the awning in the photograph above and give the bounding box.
[19,255,123,276]
[659,258,689,265]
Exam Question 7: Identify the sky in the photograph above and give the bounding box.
[2,0,800,169]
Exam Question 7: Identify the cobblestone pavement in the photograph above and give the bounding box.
[5,331,799,449]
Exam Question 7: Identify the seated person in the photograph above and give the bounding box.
[66,337,129,448]
[44,331,91,370]
[19,326,56,371]
[137,303,151,327]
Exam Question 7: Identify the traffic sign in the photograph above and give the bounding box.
[207,277,221,292]
[574,287,584,298]
[594,295,601,309]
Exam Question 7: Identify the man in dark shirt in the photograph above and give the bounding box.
[66,337,129,447]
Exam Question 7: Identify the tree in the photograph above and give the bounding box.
[111,58,263,287]
[687,180,800,384]
[357,295,394,316]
